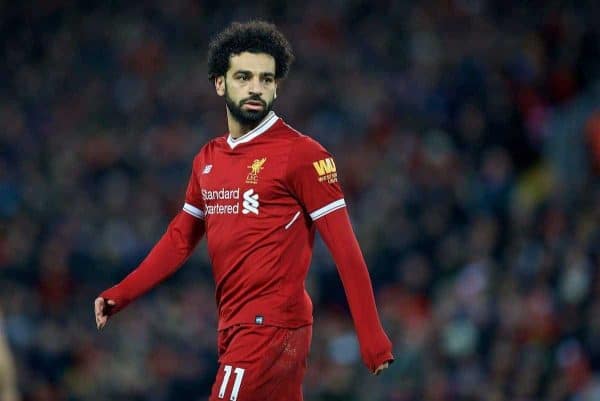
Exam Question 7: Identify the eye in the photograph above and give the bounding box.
[263,77,274,84]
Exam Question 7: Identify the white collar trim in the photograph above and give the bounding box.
[226,111,279,149]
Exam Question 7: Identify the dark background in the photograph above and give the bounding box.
[1,1,600,400]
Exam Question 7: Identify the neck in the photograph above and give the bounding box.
[227,109,259,139]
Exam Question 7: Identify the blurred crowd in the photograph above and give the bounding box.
[1,1,600,400]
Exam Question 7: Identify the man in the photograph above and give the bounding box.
[95,20,393,401]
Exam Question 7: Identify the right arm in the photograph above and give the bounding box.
[97,210,205,319]
[96,155,206,327]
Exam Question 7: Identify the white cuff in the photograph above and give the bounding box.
[183,202,204,219]
[309,199,346,220]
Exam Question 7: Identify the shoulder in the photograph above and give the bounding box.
[206,134,228,150]
[191,135,226,168]
[274,119,329,155]
[281,135,334,180]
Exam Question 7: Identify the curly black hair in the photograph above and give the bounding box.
[207,20,294,81]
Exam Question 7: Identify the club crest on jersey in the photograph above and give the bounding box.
[313,158,338,184]
[246,157,267,184]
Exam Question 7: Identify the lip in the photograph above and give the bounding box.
[243,101,265,110]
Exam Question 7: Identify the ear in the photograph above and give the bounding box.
[274,80,279,99]
[215,76,225,97]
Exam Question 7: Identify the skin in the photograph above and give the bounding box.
[0,310,19,401]
[94,297,113,330]
[95,51,390,376]
[214,52,278,138]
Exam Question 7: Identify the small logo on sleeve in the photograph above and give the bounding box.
[246,157,267,184]
[313,158,338,183]
[202,165,213,174]
[255,315,264,325]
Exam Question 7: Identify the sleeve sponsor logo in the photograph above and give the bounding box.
[312,158,338,184]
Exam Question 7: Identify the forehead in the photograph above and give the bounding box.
[228,52,276,74]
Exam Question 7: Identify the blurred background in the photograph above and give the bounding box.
[1,1,600,400]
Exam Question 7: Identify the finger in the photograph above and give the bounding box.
[94,298,105,314]
[373,362,389,375]
[94,298,106,329]
[107,299,116,306]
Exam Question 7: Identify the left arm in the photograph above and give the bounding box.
[285,135,394,373]
[315,208,394,373]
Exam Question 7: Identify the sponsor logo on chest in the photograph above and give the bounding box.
[201,188,260,216]
[201,158,267,216]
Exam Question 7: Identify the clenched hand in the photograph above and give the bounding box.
[373,361,390,375]
[94,297,115,330]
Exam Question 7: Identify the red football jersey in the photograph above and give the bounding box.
[183,111,345,330]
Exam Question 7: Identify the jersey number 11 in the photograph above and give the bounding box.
[218,365,245,401]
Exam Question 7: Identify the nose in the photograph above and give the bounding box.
[248,76,262,95]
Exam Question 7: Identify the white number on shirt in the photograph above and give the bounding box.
[218,365,245,401]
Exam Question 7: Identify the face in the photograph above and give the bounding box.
[215,52,278,125]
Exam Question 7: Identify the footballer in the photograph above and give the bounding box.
[95,20,393,401]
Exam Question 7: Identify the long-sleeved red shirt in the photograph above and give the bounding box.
[101,112,393,371]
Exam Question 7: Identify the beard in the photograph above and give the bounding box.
[224,87,273,126]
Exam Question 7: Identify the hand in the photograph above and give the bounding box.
[94,297,115,330]
[373,361,390,376]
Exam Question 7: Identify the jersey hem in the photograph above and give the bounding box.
[217,317,313,332]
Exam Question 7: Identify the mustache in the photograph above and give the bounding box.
[240,96,266,106]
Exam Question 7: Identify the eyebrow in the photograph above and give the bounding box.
[233,70,275,77]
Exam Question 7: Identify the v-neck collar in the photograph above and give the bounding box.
[226,111,279,149]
